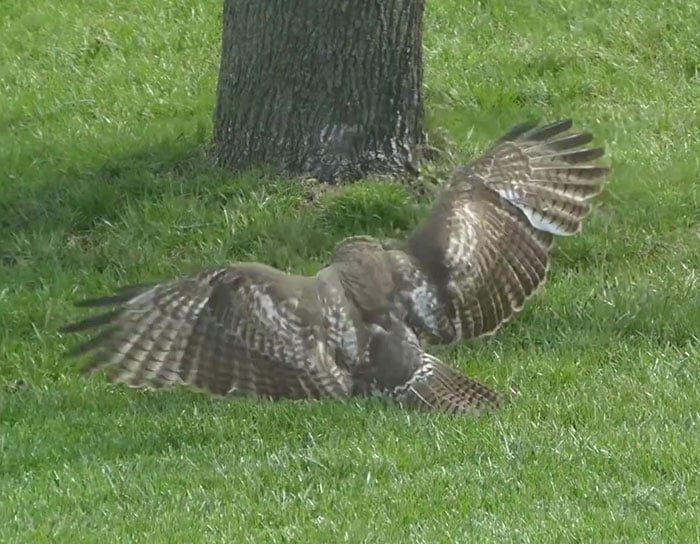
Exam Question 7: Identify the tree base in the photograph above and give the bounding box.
[300,124,420,183]
[214,0,425,186]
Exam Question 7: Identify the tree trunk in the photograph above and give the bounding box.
[214,0,425,183]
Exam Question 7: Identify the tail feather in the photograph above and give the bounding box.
[393,354,503,414]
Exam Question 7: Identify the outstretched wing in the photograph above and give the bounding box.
[396,119,610,343]
[59,264,353,400]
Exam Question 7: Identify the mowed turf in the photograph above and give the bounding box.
[1,0,699,542]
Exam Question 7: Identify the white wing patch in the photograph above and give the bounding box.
[252,288,296,329]
[325,300,359,366]
[246,284,319,371]
[518,205,572,236]
[387,251,454,341]
[492,186,572,235]
[445,207,478,268]
[405,282,440,331]
[316,269,360,368]
[491,178,584,236]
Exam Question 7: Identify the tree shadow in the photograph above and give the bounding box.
[0,131,349,276]
[1,138,221,239]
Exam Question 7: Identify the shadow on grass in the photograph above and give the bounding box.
[0,124,639,280]
[0,133,417,248]
[1,139,221,237]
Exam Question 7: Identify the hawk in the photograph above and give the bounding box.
[59,120,609,414]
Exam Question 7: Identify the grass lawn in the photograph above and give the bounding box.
[2,0,699,541]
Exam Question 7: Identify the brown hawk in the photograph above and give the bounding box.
[60,120,609,414]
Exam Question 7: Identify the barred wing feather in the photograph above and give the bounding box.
[59,265,353,399]
[403,119,610,342]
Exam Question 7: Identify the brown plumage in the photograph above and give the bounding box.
[401,119,608,342]
[59,119,609,414]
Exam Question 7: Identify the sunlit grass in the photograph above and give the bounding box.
[1,0,699,541]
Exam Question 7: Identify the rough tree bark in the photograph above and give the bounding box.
[214,0,425,183]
